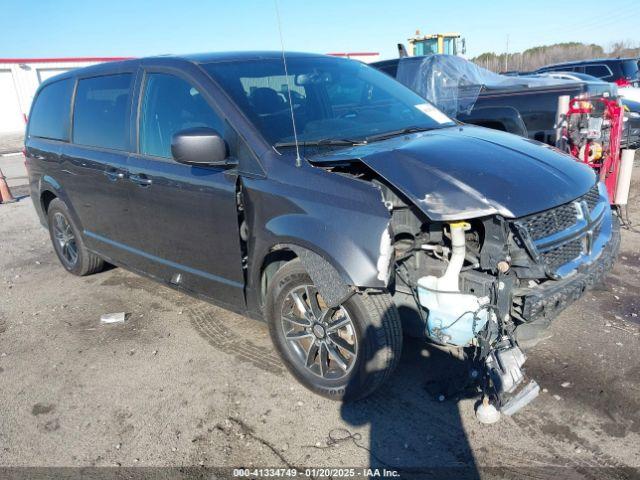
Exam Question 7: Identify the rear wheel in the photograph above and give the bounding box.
[266,259,402,401]
[47,198,104,276]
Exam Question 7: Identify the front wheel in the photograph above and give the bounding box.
[266,260,402,401]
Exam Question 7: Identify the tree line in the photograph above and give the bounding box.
[472,41,640,73]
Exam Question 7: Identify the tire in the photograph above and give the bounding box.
[266,259,402,401]
[47,198,104,276]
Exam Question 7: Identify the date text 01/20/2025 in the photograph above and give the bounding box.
[232,468,400,478]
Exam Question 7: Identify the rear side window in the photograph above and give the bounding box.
[621,60,639,78]
[583,65,612,79]
[139,73,224,158]
[546,66,574,72]
[376,62,399,78]
[73,74,132,150]
[29,79,74,141]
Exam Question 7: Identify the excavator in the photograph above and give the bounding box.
[406,30,466,56]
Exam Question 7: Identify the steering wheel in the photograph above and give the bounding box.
[338,110,359,120]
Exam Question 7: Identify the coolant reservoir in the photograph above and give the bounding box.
[417,222,489,346]
[417,277,489,346]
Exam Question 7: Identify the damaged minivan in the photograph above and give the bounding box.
[26,52,619,414]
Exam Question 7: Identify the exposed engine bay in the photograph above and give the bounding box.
[315,157,620,417]
[377,179,541,414]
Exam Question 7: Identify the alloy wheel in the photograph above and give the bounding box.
[280,284,358,379]
[52,212,78,266]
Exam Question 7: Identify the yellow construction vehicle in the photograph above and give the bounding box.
[407,30,466,56]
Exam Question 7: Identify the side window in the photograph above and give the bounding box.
[377,63,398,78]
[29,79,74,141]
[73,74,132,150]
[546,66,568,72]
[140,73,224,158]
[584,65,611,78]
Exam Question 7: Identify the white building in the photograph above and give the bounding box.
[0,57,129,134]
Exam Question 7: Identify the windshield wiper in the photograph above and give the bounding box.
[274,138,363,148]
[364,126,435,143]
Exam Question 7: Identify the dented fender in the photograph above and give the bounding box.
[263,213,390,290]
[240,159,393,314]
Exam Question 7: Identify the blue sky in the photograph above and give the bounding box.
[2,0,639,60]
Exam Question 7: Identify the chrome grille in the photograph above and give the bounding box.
[540,238,583,271]
[515,184,605,276]
[582,185,600,211]
[520,203,578,241]
[519,185,599,241]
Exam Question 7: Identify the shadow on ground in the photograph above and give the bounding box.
[341,322,481,479]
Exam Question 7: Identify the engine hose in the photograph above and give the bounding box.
[395,264,426,324]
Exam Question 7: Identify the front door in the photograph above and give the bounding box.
[126,71,245,307]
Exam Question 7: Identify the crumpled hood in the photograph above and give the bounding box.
[310,125,596,221]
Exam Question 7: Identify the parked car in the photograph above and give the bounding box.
[373,55,639,149]
[25,52,619,410]
[536,65,640,103]
[536,58,640,87]
[534,71,605,83]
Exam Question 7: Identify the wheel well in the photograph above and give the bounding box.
[41,191,57,214]
[260,247,298,306]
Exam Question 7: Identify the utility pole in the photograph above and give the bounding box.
[505,34,509,71]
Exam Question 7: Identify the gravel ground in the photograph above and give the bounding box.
[1,154,29,191]
[0,132,24,155]
[0,166,639,479]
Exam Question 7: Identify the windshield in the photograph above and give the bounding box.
[204,56,455,146]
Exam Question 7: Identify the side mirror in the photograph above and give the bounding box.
[171,127,228,166]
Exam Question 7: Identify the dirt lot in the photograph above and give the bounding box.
[1,156,639,479]
[0,132,23,155]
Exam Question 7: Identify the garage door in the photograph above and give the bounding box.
[0,69,25,133]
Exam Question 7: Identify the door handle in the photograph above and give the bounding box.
[104,168,127,181]
[129,173,153,186]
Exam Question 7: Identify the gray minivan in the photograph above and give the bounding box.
[25,52,619,412]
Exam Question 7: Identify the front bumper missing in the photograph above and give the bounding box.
[484,339,540,415]
[501,380,540,415]
[488,214,620,416]
[517,215,620,326]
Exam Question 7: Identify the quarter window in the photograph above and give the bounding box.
[29,79,74,141]
[73,74,132,150]
[621,60,639,78]
[140,73,223,158]
[583,65,612,79]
